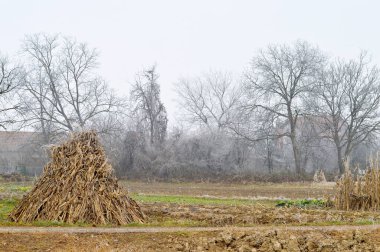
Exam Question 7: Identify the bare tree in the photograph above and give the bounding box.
[229,104,284,173]
[131,65,167,145]
[244,41,325,174]
[21,34,121,141]
[311,52,380,174]
[118,130,144,175]
[175,70,242,131]
[0,55,23,128]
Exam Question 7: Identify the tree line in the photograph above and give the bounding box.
[1,34,379,180]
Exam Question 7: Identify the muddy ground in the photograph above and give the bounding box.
[2,202,380,251]
[1,227,380,251]
[142,202,380,226]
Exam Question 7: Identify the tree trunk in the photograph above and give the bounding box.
[266,137,273,174]
[289,123,302,175]
[287,103,302,175]
[337,146,345,175]
[150,122,154,144]
[291,139,302,174]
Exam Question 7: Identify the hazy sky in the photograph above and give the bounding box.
[1,0,379,125]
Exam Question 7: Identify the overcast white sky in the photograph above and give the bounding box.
[1,0,379,125]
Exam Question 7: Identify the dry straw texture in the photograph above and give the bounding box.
[313,169,327,183]
[9,131,145,225]
[335,159,380,211]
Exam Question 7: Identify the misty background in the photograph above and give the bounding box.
[1,0,380,124]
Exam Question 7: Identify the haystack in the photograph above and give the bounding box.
[9,131,145,225]
[313,169,327,183]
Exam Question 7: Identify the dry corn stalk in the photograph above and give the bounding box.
[9,131,145,225]
[313,169,327,183]
[335,158,380,211]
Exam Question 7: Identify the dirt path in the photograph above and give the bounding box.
[1,225,380,251]
[0,224,379,234]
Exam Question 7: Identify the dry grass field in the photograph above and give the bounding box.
[122,180,336,199]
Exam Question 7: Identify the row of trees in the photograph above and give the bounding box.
[176,42,380,175]
[0,34,167,140]
[1,34,379,178]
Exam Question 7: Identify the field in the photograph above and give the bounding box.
[1,180,380,251]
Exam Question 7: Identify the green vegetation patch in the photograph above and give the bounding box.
[0,198,18,221]
[0,183,33,195]
[275,198,328,209]
[133,194,274,206]
[9,185,31,192]
[124,219,206,228]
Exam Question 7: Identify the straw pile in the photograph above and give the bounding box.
[335,159,380,211]
[313,169,327,183]
[9,131,145,225]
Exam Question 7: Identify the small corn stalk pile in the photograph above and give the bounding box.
[335,159,380,211]
[9,131,145,225]
[313,169,327,183]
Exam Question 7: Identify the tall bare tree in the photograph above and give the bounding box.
[21,34,121,141]
[311,52,380,174]
[175,70,242,131]
[229,103,285,174]
[0,55,23,128]
[244,41,325,174]
[131,65,167,145]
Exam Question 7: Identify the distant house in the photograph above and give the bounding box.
[0,131,46,175]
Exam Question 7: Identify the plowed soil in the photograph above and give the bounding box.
[142,202,380,226]
[1,226,380,251]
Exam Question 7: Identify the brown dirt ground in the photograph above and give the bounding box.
[1,226,380,251]
[142,202,380,226]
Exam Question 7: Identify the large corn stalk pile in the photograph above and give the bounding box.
[9,131,145,225]
[335,159,380,211]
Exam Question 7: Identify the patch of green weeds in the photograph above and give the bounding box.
[0,199,18,221]
[275,198,327,208]
[124,219,206,228]
[133,194,274,206]
[10,186,31,192]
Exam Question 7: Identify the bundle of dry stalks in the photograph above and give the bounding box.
[335,158,380,211]
[313,169,327,183]
[9,131,145,225]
